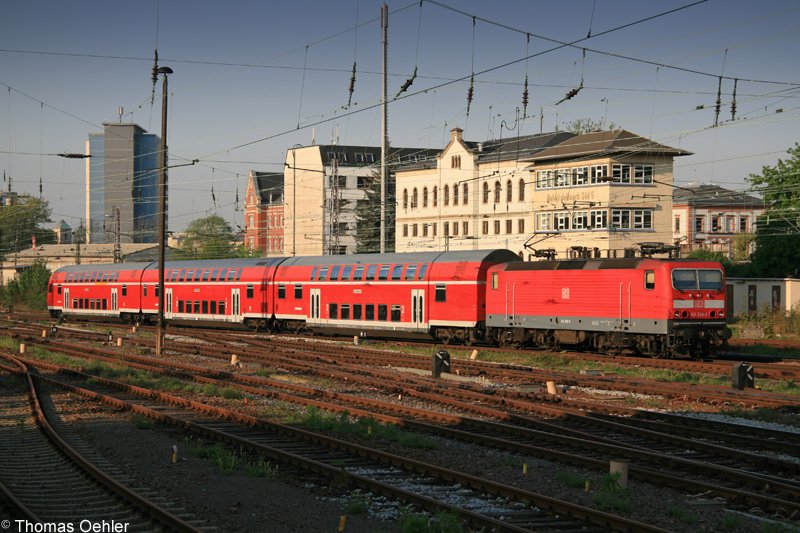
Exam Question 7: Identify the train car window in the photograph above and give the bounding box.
[215,268,225,281]
[330,265,341,281]
[57,285,62,295]
[90,299,95,310]
[278,284,286,299]
[102,299,108,310]
[341,265,352,281]
[391,265,403,280]
[210,269,218,282]
[404,264,417,281]
[202,301,209,314]
[219,301,226,315]
[319,266,329,281]
[201,269,210,282]
[194,301,201,314]
[418,264,428,280]
[378,265,390,280]
[435,284,446,302]
[178,270,186,282]
[366,265,377,280]
[491,272,499,290]
[143,285,148,297]
[644,270,655,290]
[185,270,194,282]
[210,301,217,314]
[227,270,236,282]
[311,267,318,281]
[341,304,350,320]
[353,266,365,280]
[178,301,184,313]
[235,269,243,281]
[246,285,254,298]
[699,270,723,290]
[155,285,160,297]
[353,304,362,319]
[329,303,338,319]
[366,304,374,320]
[294,285,303,299]
[72,299,77,308]
[83,298,88,309]
[390,305,401,321]
[122,285,127,296]
[378,304,388,321]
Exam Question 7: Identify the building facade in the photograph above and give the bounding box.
[86,123,161,244]
[672,183,763,259]
[244,171,284,254]
[396,128,690,259]
[283,143,438,256]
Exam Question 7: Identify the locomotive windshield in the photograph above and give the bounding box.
[672,269,723,290]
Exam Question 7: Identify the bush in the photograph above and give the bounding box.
[1,261,51,310]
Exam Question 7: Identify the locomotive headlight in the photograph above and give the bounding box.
[718,311,725,319]
[674,311,680,318]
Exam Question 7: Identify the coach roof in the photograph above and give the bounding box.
[280,249,521,267]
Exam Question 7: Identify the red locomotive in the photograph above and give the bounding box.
[485,258,731,357]
[47,250,730,357]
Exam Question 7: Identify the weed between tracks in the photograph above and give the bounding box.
[182,436,279,478]
[300,407,437,450]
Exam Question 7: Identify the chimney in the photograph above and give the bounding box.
[450,128,464,142]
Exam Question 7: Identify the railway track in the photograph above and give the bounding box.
[11,333,800,521]
[0,355,208,532]
[11,354,667,533]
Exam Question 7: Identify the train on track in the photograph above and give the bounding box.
[46,249,731,358]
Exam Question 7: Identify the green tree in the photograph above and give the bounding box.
[0,261,51,310]
[355,172,395,253]
[747,144,800,278]
[180,215,237,259]
[0,196,54,260]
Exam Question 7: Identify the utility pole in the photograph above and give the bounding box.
[113,207,121,263]
[380,3,388,253]
[155,65,173,357]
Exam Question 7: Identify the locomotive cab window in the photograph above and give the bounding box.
[435,284,446,302]
[644,270,655,290]
[672,269,723,291]
[491,273,499,290]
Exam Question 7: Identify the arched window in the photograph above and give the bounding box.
[433,186,438,207]
[453,183,459,205]
[482,182,490,204]
[518,178,525,202]
[463,183,468,205]
[403,189,408,209]
[412,188,418,209]
[423,187,428,208]
[506,180,513,203]
[494,181,501,203]
[444,184,450,206]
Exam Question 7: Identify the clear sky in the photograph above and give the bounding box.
[2,0,798,234]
